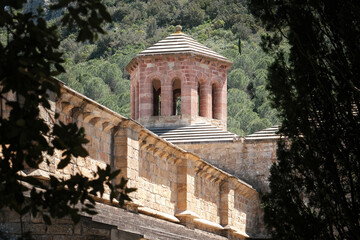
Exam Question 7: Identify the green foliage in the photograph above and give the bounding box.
[59,58,131,117]
[180,2,206,28]
[249,0,360,238]
[227,89,270,135]
[0,0,135,236]
[228,69,249,91]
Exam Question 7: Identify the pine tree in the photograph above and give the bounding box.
[249,0,360,239]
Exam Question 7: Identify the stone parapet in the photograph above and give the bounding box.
[178,140,277,194]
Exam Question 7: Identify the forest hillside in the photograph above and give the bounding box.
[46,0,278,136]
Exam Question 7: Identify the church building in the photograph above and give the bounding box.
[0,26,278,239]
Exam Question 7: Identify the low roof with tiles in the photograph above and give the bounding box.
[148,123,237,144]
[244,125,280,141]
[149,124,280,144]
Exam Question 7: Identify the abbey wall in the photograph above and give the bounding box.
[178,140,277,193]
[0,82,272,239]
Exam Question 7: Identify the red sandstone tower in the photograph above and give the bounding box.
[126,26,232,130]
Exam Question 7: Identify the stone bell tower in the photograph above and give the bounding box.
[126,26,232,130]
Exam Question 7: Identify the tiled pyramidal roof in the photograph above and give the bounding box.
[136,32,231,63]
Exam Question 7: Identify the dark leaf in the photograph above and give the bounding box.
[43,214,51,225]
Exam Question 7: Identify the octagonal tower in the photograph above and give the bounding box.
[126,26,232,130]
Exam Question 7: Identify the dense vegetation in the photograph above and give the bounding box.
[54,0,278,136]
[249,0,360,238]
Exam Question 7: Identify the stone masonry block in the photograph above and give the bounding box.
[46,224,73,235]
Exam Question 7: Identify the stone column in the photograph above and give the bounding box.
[161,84,172,116]
[135,83,139,120]
[176,159,187,212]
[131,86,135,119]
[181,78,198,116]
[220,180,237,238]
[200,83,212,118]
[113,127,129,184]
[176,159,197,229]
[220,180,230,226]
[139,81,152,118]
[126,128,140,197]
[113,124,140,202]
[219,81,227,123]
[213,84,223,120]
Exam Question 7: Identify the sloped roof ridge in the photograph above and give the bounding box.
[136,33,231,63]
[244,125,281,141]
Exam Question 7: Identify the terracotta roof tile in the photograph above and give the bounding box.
[137,33,231,63]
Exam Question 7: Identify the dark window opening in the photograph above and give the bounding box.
[172,79,181,115]
[152,79,161,116]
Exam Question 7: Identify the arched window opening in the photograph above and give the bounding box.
[172,78,181,115]
[152,79,161,116]
[198,81,206,117]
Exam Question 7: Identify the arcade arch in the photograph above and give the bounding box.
[198,80,206,117]
[152,79,161,116]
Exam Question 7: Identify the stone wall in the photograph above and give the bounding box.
[1,202,244,240]
[136,145,178,215]
[0,82,268,239]
[0,207,141,240]
[178,140,277,192]
[192,171,221,223]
